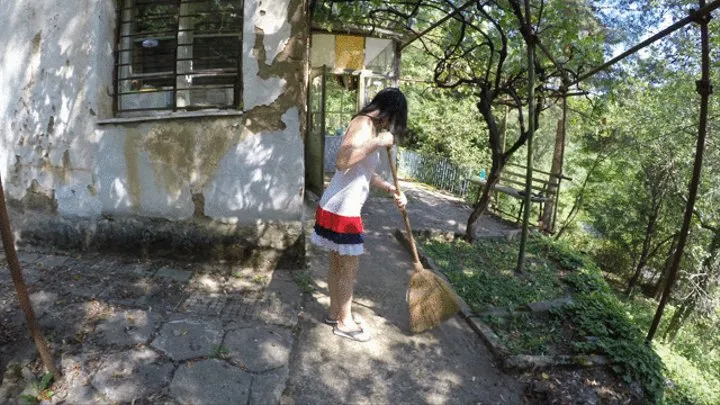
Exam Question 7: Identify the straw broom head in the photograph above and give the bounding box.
[407,267,461,333]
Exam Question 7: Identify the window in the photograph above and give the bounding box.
[115,0,242,115]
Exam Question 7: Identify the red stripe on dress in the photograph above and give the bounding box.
[315,206,364,234]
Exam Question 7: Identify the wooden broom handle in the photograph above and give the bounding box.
[386,147,423,270]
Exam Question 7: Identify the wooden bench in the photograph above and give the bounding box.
[467,163,565,225]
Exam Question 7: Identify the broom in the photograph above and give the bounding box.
[386,146,461,333]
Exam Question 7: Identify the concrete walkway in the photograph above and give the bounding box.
[0,180,524,404]
[284,180,524,404]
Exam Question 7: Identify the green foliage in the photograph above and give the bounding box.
[210,345,230,359]
[529,235,589,271]
[561,291,665,403]
[420,236,566,312]
[484,312,566,356]
[293,271,315,294]
[18,372,54,404]
[657,343,720,405]
[424,233,667,402]
[399,74,489,170]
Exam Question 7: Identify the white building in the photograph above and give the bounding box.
[0,0,402,263]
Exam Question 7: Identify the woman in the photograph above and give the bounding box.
[310,88,408,342]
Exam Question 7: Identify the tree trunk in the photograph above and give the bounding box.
[653,236,678,300]
[663,231,720,341]
[663,299,696,342]
[466,160,503,241]
[626,204,659,296]
[541,115,565,232]
[555,153,603,240]
[465,86,504,243]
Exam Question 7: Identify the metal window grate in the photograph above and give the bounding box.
[114,0,243,114]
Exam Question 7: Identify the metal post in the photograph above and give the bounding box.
[517,0,536,274]
[647,0,713,343]
[0,174,59,378]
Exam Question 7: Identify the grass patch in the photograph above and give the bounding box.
[422,233,666,403]
[484,312,572,356]
[419,236,567,312]
[293,271,314,294]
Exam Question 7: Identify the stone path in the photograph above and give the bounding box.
[0,253,302,404]
[284,180,524,404]
[0,179,524,404]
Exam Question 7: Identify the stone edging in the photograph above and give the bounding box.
[393,228,609,371]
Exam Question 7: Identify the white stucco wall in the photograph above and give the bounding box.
[0,0,307,225]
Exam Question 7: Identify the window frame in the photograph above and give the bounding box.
[113,0,243,117]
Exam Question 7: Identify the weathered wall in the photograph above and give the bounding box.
[0,0,308,263]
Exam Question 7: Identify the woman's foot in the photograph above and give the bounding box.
[332,321,371,342]
[324,314,364,326]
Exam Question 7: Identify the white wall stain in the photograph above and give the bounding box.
[204,108,303,222]
[242,0,288,110]
[1,0,305,222]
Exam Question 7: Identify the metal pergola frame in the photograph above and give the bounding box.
[397,0,718,340]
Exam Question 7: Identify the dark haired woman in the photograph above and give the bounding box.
[310,87,409,342]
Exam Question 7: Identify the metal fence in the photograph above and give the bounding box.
[397,148,477,199]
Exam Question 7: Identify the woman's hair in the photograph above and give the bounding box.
[355,87,408,135]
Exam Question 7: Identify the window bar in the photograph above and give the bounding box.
[172,0,182,112]
[117,0,135,113]
[112,3,124,114]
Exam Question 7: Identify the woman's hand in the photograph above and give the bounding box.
[394,191,407,210]
[375,131,394,149]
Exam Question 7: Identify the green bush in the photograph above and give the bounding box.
[657,343,720,405]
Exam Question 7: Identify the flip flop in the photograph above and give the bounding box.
[324,315,364,326]
[332,325,371,342]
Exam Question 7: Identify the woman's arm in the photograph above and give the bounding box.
[371,173,396,194]
[335,116,393,171]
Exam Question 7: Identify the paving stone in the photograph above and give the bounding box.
[224,268,271,292]
[181,293,229,316]
[29,290,57,318]
[252,292,300,327]
[112,262,155,276]
[17,252,42,265]
[221,296,255,319]
[224,324,293,372]
[55,352,102,404]
[191,274,224,293]
[250,366,290,405]
[151,317,223,361]
[94,309,162,346]
[221,292,298,327]
[19,267,41,284]
[62,274,108,299]
[170,359,251,405]
[97,278,153,307]
[146,280,187,312]
[40,302,109,344]
[92,348,173,403]
[35,254,69,269]
[154,265,193,283]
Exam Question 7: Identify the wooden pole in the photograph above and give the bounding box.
[0,174,59,377]
[647,0,713,343]
[542,92,567,232]
[517,0,535,274]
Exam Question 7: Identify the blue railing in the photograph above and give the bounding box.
[397,148,477,198]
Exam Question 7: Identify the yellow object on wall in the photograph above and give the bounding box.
[335,35,365,71]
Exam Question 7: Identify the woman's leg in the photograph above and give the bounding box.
[327,251,340,319]
[334,254,360,330]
